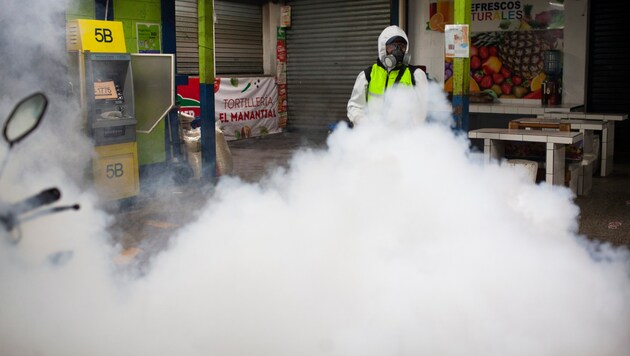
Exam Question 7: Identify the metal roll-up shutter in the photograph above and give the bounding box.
[285,0,390,132]
[175,0,199,75]
[587,0,630,155]
[215,0,263,74]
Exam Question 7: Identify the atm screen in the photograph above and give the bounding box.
[94,81,118,100]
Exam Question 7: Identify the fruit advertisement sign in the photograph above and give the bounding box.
[215,77,281,141]
[441,1,565,100]
[428,0,565,32]
[471,0,565,32]
[447,28,563,100]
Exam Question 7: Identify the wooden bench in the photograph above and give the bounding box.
[508,120,571,132]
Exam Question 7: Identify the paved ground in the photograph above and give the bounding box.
[228,130,328,182]
[575,160,630,246]
[108,130,630,268]
[107,131,328,269]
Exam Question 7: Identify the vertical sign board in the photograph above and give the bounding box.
[280,6,291,27]
[276,27,288,129]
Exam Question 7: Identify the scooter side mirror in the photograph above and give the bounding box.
[3,92,47,146]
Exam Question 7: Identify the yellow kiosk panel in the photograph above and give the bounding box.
[93,142,139,200]
[66,19,126,53]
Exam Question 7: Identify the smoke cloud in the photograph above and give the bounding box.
[1,1,630,355]
[0,0,93,190]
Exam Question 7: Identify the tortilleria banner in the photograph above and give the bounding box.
[215,76,281,141]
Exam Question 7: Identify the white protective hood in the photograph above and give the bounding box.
[377,25,410,65]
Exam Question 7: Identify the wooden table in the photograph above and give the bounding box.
[468,128,583,186]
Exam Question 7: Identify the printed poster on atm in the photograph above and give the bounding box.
[215,77,280,141]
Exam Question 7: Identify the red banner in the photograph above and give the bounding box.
[176,77,201,118]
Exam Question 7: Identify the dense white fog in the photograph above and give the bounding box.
[1,1,629,355]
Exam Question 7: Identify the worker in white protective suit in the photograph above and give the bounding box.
[347,25,429,125]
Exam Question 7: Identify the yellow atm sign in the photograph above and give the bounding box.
[66,19,126,53]
[93,142,140,200]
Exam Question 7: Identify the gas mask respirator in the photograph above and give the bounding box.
[383,41,411,70]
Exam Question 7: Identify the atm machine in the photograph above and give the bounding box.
[67,19,174,201]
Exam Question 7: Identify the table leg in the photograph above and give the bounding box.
[546,142,565,185]
[581,129,593,155]
[600,121,615,176]
[484,138,504,164]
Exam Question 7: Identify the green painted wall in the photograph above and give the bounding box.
[198,0,214,83]
[66,0,95,20]
[114,0,166,166]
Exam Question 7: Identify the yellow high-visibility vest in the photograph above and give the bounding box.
[366,64,414,102]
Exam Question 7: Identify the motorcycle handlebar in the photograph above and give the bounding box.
[10,188,61,216]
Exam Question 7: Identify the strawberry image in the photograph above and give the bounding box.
[512,76,523,86]
[478,46,489,59]
[480,75,493,89]
[472,70,485,83]
[470,45,478,57]
[501,82,513,95]
[492,73,504,85]
[470,55,481,70]
[489,46,498,57]
[500,67,511,79]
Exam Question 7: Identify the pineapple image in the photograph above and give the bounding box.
[473,5,555,81]
[496,30,551,81]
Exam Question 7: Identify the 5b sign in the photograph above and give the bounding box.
[69,19,126,53]
[94,28,113,43]
[93,143,139,200]
[106,163,124,178]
